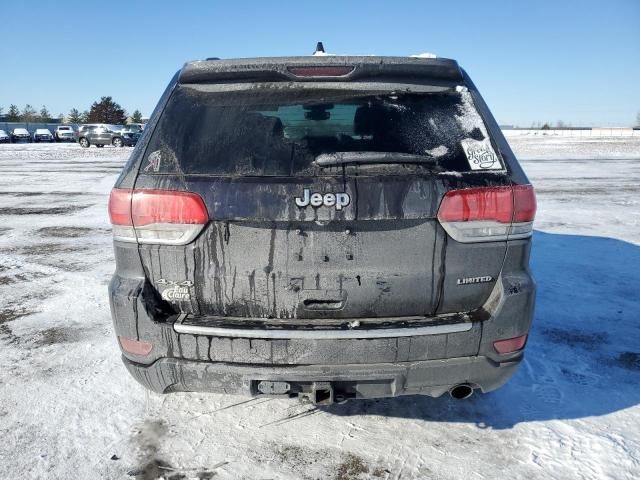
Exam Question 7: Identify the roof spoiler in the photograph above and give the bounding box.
[178,56,463,84]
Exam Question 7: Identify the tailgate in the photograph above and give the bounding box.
[138,175,443,319]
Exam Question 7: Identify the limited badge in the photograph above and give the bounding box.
[461,139,503,171]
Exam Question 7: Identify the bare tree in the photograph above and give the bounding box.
[20,104,38,122]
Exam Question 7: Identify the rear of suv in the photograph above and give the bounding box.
[108,54,536,404]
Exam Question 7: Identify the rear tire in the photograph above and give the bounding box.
[79,138,90,148]
[112,137,124,148]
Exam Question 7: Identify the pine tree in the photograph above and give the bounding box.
[0,106,3,117]
[68,108,83,124]
[130,110,143,124]
[87,96,127,124]
[80,110,90,123]
[40,105,51,122]
[7,105,20,121]
[20,104,38,122]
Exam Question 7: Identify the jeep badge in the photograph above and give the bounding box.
[295,188,351,210]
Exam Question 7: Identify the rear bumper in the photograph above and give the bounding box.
[109,239,535,400]
[123,353,523,399]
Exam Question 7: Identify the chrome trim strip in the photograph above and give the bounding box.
[173,321,472,339]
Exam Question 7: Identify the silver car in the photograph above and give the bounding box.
[78,125,125,148]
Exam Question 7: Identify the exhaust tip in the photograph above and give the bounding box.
[449,383,474,400]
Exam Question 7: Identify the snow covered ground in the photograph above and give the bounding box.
[0,138,639,479]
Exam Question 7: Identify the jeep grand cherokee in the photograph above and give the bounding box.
[108,54,536,404]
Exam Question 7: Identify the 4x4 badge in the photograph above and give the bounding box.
[295,188,351,211]
[157,279,193,301]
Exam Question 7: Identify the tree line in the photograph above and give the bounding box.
[0,97,143,125]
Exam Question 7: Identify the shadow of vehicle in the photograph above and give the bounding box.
[322,231,640,429]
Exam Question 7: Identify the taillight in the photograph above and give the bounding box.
[287,66,354,77]
[109,188,208,245]
[437,185,536,243]
[493,334,528,354]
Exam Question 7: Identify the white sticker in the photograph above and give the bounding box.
[144,150,162,172]
[461,139,503,171]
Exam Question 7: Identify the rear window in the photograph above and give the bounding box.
[144,84,501,176]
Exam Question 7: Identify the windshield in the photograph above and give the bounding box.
[145,85,499,176]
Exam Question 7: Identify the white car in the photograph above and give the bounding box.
[33,128,54,143]
[0,130,9,143]
[11,128,32,143]
[54,126,76,142]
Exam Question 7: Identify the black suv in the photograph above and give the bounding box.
[108,54,536,404]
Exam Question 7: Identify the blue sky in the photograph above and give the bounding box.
[1,0,638,126]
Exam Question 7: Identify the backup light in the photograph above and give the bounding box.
[437,185,536,243]
[108,188,208,245]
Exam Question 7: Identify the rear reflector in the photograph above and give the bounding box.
[493,334,528,354]
[287,66,354,77]
[437,185,536,243]
[109,188,208,245]
[118,336,153,356]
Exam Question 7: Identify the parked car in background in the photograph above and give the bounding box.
[0,130,10,143]
[121,130,141,147]
[33,129,54,143]
[10,128,31,143]
[54,126,76,142]
[78,125,126,148]
[121,123,144,134]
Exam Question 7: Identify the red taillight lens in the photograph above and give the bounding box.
[493,334,528,354]
[131,189,208,226]
[108,188,133,225]
[118,336,153,356]
[108,188,208,245]
[437,185,536,243]
[437,186,514,223]
[513,185,537,222]
[287,66,354,77]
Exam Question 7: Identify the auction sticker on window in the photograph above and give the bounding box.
[461,139,504,170]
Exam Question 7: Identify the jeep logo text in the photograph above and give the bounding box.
[295,188,351,211]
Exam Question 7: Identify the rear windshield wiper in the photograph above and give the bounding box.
[314,151,438,167]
